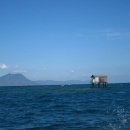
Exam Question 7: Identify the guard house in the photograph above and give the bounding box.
[91,75,108,87]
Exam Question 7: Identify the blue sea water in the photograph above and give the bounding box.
[0,84,130,130]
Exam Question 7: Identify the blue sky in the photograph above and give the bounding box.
[0,0,130,82]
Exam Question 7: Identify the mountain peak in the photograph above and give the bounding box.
[0,73,36,86]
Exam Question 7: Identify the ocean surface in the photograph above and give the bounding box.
[0,84,130,130]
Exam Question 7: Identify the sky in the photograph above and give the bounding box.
[0,0,130,83]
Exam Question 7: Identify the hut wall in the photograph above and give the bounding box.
[100,77,107,82]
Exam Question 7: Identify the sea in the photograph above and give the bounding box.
[0,83,130,130]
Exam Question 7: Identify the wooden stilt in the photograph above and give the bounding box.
[98,83,100,88]
[106,82,108,87]
[92,83,94,88]
[103,82,104,88]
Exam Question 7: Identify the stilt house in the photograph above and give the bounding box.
[91,75,108,87]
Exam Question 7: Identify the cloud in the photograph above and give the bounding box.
[107,32,130,38]
[75,28,112,38]
[76,28,130,39]
[13,70,26,73]
[76,34,86,37]
[15,65,18,68]
[0,64,9,69]
[71,70,75,74]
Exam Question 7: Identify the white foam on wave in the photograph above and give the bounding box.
[105,103,130,130]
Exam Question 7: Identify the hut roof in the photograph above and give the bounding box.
[91,75,107,78]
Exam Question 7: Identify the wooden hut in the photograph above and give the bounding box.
[91,75,108,87]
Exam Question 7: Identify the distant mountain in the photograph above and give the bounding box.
[0,73,89,86]
[0,73,36,86]
[35,80,89,85]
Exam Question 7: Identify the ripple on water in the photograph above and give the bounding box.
[0,84,130,130]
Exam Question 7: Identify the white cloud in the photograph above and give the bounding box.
[76,34,86,37]
[15,65,18,68]
[0,64,9,69]
[13,70,26,73]
[108,32,130,38]
[76,28,130,39]
[71,70,75,74]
